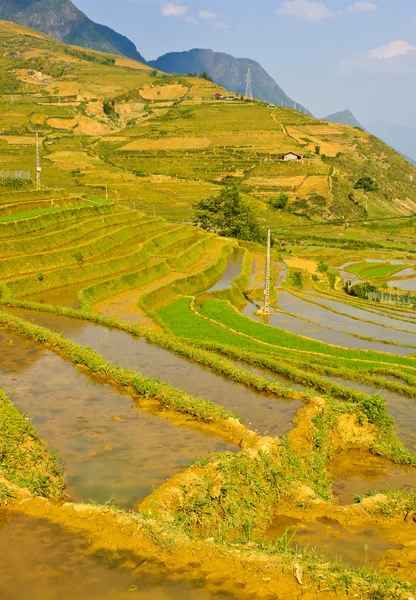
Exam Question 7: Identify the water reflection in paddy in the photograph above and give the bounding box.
[263,514,402,569]
[6,308,302,438]
[207,247,245,293]
[301,292,416,333]
[243,300,414,356]
[277,291,416,348]
[0,329,237,507]
[0,512,235,600]
[329,450,416,505]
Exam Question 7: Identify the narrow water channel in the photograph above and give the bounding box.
[0,512,235,600]
[0,329,236,507]
[5,307,303,438]
[207,247,245,292]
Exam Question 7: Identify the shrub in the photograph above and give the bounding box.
[354,176,378,192]
[270,193,289,210]
[74,251,84,262]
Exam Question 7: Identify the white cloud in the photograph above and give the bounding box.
[369,40,416,59]
[161,3,188,17]
[184,15,198,24]
[275,0,334,21]
[346,1,377,12]
[342,40,416,73]
[199,10,216,20]
[215,21,229,29]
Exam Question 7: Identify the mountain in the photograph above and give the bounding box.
[0,0,146,62]
[364,122,416,165]
[149,49,310,115]
[324,109,363,129]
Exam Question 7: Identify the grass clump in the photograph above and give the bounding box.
[0,388,64,498]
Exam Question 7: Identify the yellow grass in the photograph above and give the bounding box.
[74,116,113,135]
[285,127,347,157]
[47,118,78,130]
[114,57,151,71]
[285,257,317,273]
[140,85,188,101]
[0,136,36,145]
[45,82,80,97]
[30,114,46,125]
[120,137,211,151]
[245,176,306,189]
[297,176,330,198]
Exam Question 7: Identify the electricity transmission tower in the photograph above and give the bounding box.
[35,132,41,190]
[245,68,253,101]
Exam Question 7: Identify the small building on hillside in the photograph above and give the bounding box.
[280,152,302,161]
[213,93,238,101]
[213,93,222,100]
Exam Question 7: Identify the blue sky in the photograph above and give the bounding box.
[73,0,416,126]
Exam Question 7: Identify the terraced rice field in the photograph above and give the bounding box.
[2,190,416,599]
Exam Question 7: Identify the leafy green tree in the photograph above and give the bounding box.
[194,185,266,243]
[270,193,289,210]
[354,176,378,192]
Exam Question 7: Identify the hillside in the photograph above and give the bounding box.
[365,121,416,165]
[324,109,363,129]
[149,48,310,114]
[1,20,416,239]
[0,0,146,62]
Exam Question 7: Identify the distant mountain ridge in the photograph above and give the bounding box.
[150,49,310,114]
[324,109,363,129]
[0,0,146,62]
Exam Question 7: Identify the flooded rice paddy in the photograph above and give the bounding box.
[263,514,402,569]
[329,450,416,504]
[207,248,245,292]
[0,512,235,600]
[0,328,237,507]
[5,307,303,439]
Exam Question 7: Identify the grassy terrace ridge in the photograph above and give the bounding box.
[0,387,64,500]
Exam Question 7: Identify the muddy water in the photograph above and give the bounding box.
[277,291,416,349]
[263,515,401,568]
[0,329,237,507]
[6,308,302,438]
[302,292,416,333]
[0,512,235,600]
[242,300,414,356]
[329,450,416,505]
[328,376,416,451]
[207,247,244,292]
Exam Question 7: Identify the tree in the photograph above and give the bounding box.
[199,71,213,82]
[354,176,378,192]
[270,193,289,210]
[194,185,266,244]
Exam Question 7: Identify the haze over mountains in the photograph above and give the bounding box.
[364,122,416,166]
[149,49,310,115]
[0,0,146,62]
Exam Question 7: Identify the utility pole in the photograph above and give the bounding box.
[35,132,41,190]
[245,68,253,101]
[105,186,108,202]
[263,227,271,317]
